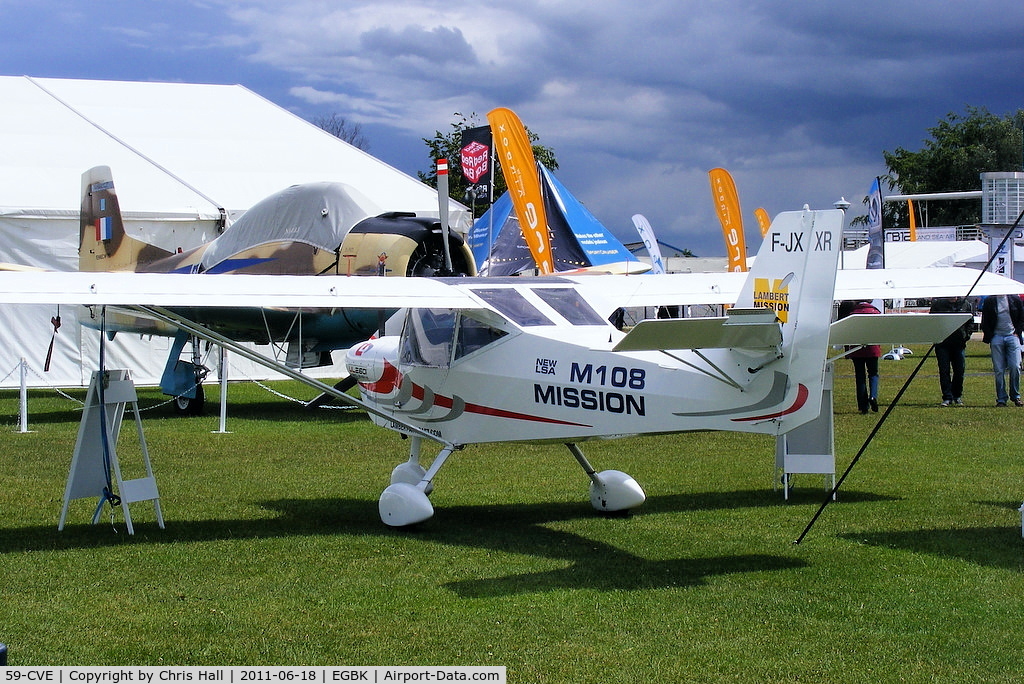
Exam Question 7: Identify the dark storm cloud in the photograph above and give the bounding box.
[4,0,1022,255]
[359,25,477,66]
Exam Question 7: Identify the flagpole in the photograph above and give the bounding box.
[436,159,453,274]
[487,134,495,275]
[880,177,886,268]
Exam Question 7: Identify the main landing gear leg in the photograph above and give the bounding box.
[566,443,646,513]
[379,437,449,526]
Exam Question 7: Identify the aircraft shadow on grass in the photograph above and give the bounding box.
[400,494,805,597]
[839,500,1024,571]
[1,488,893,596]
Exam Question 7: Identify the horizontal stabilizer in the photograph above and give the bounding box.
[612,307,781,352]
[828,313,971,346]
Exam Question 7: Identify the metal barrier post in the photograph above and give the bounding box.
[18,357,29,433]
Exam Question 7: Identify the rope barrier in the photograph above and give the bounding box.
[226,360,357,409]
[0,362,19,385]
[6,355,357,421]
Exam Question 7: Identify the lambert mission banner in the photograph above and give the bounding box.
[487,107,553,274]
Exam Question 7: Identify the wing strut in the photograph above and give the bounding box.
[133,305,454,449]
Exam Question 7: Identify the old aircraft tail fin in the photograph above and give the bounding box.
[79,166,172,272]
[733,208,844,431]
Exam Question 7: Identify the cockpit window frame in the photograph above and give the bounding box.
[454,312,509,360]
[470,288,553,327]
[530,287,606,326]
[400,308,457,368]
[400,307,511,368]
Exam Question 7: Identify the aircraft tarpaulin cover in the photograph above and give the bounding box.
[199,182,382,272]
[467,165,638,276]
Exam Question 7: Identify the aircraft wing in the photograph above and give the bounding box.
[834,268,1024,301]
[567,272,744,317]
[564,266,1024,318]
[828,313,971,346]
[0,266,1020,313]
[0,270,483,309]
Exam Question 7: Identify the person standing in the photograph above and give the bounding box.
[930,297,971,406]
[980,294,1024,406]
[842,300,882,414]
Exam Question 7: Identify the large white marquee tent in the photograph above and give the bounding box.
[0,75,466,390]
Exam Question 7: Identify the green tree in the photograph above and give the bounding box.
[419,112,558,217]
[880,105,1024,227]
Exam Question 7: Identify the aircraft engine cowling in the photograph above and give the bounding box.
[340,213,477,277]
[345,337,401,388]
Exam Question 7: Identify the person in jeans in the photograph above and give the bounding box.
[980,294,1024,406]
[841,300,882,414]
[929,297,972,406]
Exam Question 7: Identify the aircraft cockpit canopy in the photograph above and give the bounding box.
[400,308,509,368]
[399,285,610,369]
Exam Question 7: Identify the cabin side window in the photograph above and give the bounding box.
[400,308,456,367]
[455,313,508,359]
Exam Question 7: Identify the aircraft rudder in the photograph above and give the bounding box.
[80,166,120,271]
[79,166,149,272]
[736,208,842,329]
[738,209,844,430]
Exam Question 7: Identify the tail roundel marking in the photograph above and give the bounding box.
[95,216,113,241]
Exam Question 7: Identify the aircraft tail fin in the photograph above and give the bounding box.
[733,208,844,431]
[79,166,172,272]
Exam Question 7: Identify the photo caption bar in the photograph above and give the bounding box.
[2,667,505,684]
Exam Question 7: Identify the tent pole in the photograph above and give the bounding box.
[213,346,230,434]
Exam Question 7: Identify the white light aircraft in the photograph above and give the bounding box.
[3,207,1016,527]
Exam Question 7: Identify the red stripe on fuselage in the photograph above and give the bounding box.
[461,400,590,426]
[359,362,589,427]
[731,383,809,422]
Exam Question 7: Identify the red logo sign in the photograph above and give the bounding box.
[461,141,490,184]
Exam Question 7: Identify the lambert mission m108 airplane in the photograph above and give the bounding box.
[78,165,476,412]
[3,206,1013,526]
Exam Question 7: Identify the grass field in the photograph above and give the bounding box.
[1,341,1023,681]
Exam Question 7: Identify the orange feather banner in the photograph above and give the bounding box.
[754,207,771,238]
[487,108,553,274]
[708,167,747,272]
